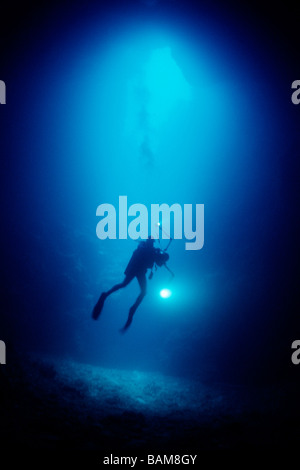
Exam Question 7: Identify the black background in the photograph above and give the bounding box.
[0,0,299,458]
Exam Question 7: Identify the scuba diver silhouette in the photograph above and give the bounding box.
[92,236,172,333]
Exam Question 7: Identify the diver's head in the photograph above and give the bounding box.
[162,252,169,263]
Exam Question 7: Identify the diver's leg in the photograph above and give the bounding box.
[120,274,147,332]
[92,276,132,320]
[105,275,132,296]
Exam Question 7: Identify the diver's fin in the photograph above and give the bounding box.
[92,293,107,320]
[119,320,131,334]
[119,306,135,333]
[119,323,132,334]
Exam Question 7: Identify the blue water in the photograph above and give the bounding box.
[1,1,297,389]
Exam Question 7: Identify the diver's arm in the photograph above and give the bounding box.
[164,263,175,278]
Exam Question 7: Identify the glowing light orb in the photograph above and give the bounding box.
[160,288,172,299]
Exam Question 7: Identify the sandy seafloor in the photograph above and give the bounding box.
[0,352,299,459]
